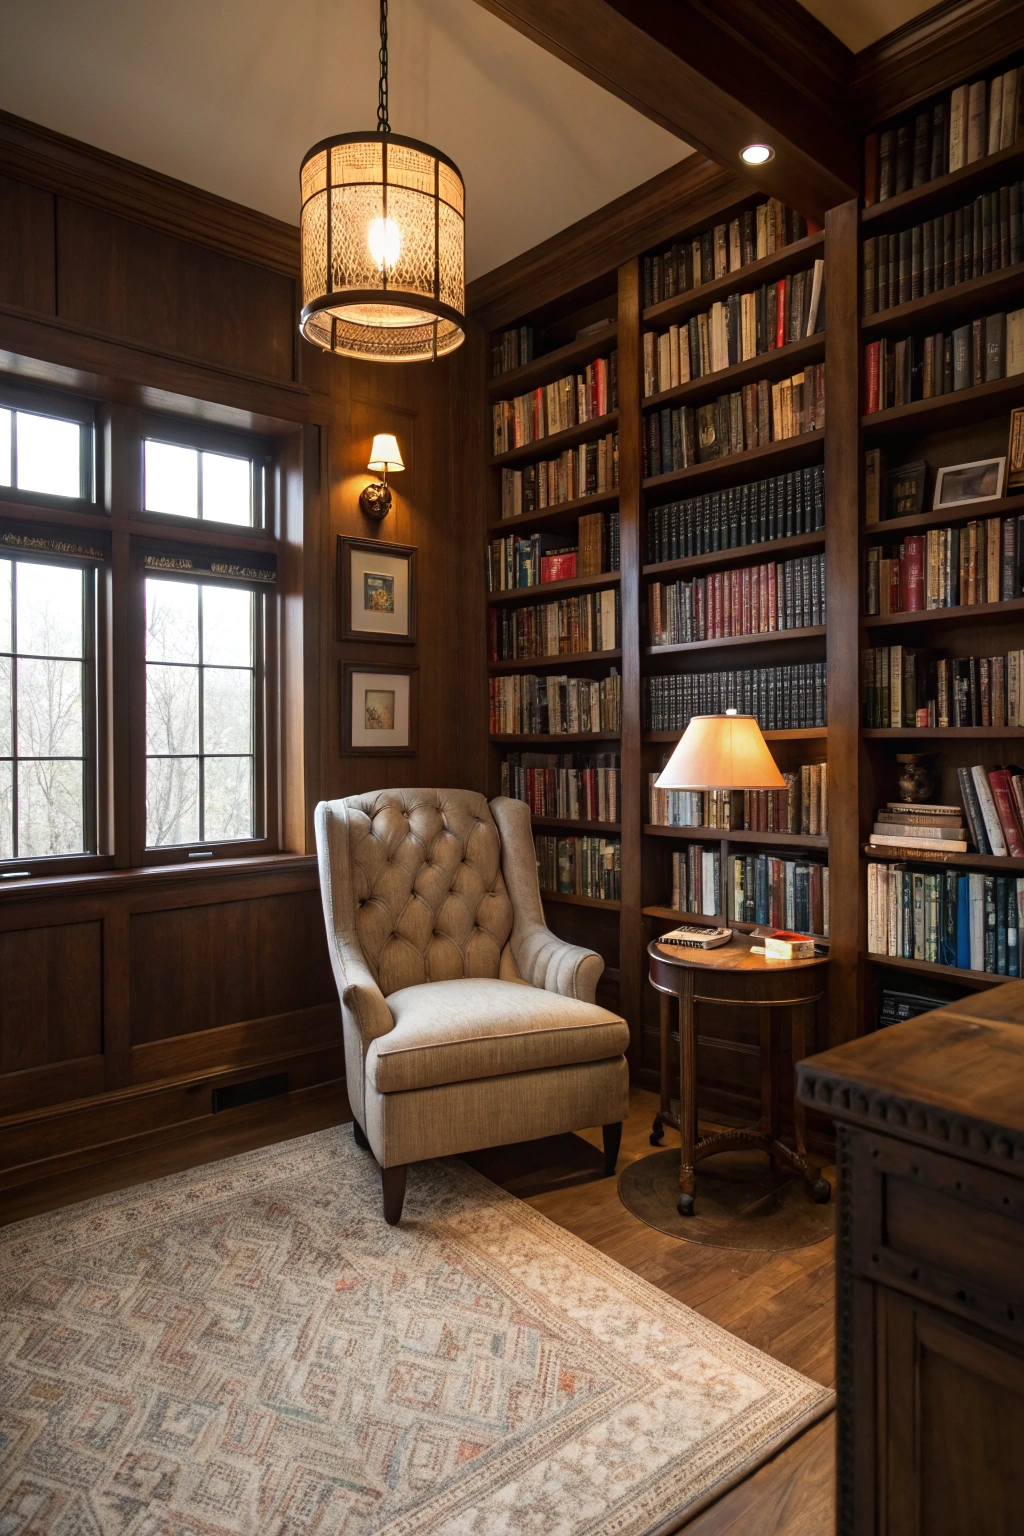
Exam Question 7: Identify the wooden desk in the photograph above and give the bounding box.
[797,982,1024,1536]
[647,934,830,1216]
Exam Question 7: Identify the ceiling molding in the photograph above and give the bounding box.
[852,0,1024,126]
[0,109,300,279]
[471,0,858,220]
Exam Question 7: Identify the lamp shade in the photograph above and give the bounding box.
[299,132,466,363]
[367,434,404,473]
[655,713,786,790]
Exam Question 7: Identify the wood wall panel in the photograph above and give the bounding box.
[0,174,54,315]
[0,921,102,1073]
[55,198,297,384]
[130,1004,340,1085]
[129,890,335,1044]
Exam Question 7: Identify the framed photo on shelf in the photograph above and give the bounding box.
[337,536,416,644]
[884,460,927,520]
[932,457,1006,510]
[342,663,417,756]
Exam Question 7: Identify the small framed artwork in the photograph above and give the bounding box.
[884,460,927,520]
[338,536,416,644]
[1008,408,1024,491]
[342,663,417,756]
[932,457,1006,510]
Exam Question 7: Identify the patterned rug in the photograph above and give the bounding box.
[0,1128,833,1535]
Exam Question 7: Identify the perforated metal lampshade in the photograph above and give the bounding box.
[299,132,466,363]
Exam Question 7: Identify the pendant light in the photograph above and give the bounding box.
[299,0,466,363]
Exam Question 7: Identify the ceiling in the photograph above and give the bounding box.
[0,0,689,281]
[798,0,939,52]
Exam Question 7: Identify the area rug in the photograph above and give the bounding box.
[618,1149,836,1250]
[0,1127,833,1535]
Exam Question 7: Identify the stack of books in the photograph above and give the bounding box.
[869,802,968,854]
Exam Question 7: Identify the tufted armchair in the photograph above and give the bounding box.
[315,788,631,1222]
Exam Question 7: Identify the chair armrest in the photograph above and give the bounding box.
[315,800,394,1049]
[490,795,606,1003]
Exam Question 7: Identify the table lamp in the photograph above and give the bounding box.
[655,709,786,792]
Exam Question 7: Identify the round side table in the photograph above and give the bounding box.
[647,934,830,1216]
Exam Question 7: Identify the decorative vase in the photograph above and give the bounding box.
[896,754,934,804]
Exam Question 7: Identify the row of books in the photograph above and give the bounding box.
[646,467,825,562]
[864,309,1024,412]
[499,436,619,518]
[642,200,813,309]
[492,354,618,455]
[642,261,825,397]
[648,552,826,646]
[669,846,721,916]
[958,766,1024,857]
[731,853,830,937]
[535,835,621,902]
[867,863,1023,976]
[644,366,825,477]
[644,662,827,732]
[868,800,967,854]
[486,521,620,591]
[491,325,534,376]
[861,646,1024,728]
[865,516,1024,615]
[501,752,620,823]
[650,761,828,835]
[489,671,621,736]
[865,64,1023,205]
[862,182,1023,315]
[488,589,619,662]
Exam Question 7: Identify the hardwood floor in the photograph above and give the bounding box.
[0,1083,834,1534]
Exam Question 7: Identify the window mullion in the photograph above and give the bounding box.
[9,562,16,858]
[198,584,205,843]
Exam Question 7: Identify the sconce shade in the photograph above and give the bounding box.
[655,714,786,790]
[367,434,404,473]
[299,132,466,363]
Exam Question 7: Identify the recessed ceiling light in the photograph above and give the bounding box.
[741,144,774,165]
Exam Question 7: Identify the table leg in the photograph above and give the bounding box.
[792,1001,831,1203]
[678,968,696,1217]
[759,1006,773,1136]
[650,991,672,1146]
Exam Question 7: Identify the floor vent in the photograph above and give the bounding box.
[212,1072,289,1114]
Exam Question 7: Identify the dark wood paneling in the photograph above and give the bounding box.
[0,921,102,1073]
[0,174,54,314]
[129,890,334,1043]
[130,1003,340,1084]
[56,198,297,384]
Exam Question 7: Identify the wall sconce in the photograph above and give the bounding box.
[359,434,405,520]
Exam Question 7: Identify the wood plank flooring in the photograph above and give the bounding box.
[0,1083,834,1534]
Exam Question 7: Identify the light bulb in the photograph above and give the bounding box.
[368,216,402,272]
[741,144,774,165]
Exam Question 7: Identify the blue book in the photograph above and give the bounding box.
[956,876,971,969]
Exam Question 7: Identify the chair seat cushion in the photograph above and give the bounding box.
[366,978,630,1094]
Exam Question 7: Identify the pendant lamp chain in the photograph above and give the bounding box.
[377,0,390,134]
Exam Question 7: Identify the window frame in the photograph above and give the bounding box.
[0,381,100,513]
[139,414,274,535]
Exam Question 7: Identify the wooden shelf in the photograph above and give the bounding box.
[861,263,1024,339]
[487,490,618,538]
[646,824,829,850]
[488,570,620,606]
[863,494,1024,540]
[861,142,1024,233]
[488,649,621,673]
[532,817,621,832]
[645,727,828,743]
[644,528,824,579]
[862,595,1024,631]
[863,727,1024,739]
[643,431,823,496]
[863,845,1024,872]
[487,322,618,398]
[540,891,621,910]
[862,373,1024,437]
[489,412,618,468]
[490,732,620,744]
[643,231,824,329]
[643,333,824,412]
[866,952,1003,990]
[647,625,825,656]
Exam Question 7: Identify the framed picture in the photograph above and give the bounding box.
[932,457,1006,510]
[1009,408,1024,492]
[342,663,417,756]
[884,460,927,520]
[338,536,416,644]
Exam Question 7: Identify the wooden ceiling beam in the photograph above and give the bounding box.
[471,0,858,221]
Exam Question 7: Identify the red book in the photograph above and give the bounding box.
[806,216,824,235]
[540,553,577,583]
[900,536,925,611]
[775,280,786,349]
[889,560,900,615]
[988,769,1024,856]
[731,569,741,635]
[865,342,880,413]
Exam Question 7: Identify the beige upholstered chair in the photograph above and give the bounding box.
[315,788,631,1222]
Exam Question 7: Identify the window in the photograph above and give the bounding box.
[0,398,93,502]
[143,434,265,528]
[0,556,92,861]
[144,576,259,848]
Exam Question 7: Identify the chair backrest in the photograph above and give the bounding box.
[325,788,514,995]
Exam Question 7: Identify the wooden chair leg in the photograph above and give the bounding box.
[351,1119,370,1151]
[381,1164,408,1225]
[602,1122,623,1176]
